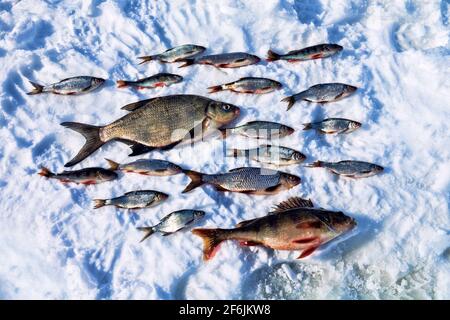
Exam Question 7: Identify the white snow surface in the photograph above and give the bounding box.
[0,0,449,299]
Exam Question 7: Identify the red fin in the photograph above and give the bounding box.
[154,82,166,87]
[288,59,300,63]
[292,236,319,244]
[311,53,323,59]
[116,80,128,88]
[239,240,261,247]
[192,228,225,261]
[217,63,229,68]
[81,180,97,185]
[297,245,320,259]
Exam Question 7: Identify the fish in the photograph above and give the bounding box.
[93,190,168,209]
[192,196,357,261]
[208,77,282,94]
[303,118,362,134]
[305,160,384,178]
[179,52,260,68]
[105,158,183,176]
[281,83,357,110]
[61,94,240,167]
[220,121,294,139]
[266,43,343,63]
[137,209,205,242]
[226,145,306,166]
[137,44,206,64]
[182,167,301,194]
[38,166,117,185]
[116,73,183,89]
[27,76,105,95]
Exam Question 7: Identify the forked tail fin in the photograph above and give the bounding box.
[304,161,323,168]
[137,227,156,242]
[181,169,205,193]
[178,59,195,68]
[266,50,281,62]
[207,85,224,93]
[27,81,44,95]
[116,80,129,88]
[302,123,312,130]
[93,199,107,209]
[191,228,226,261]
[105,158,120,171]
[60,122,105,167]
[137,55,157,65]
[38,166,54,178]
[281,96,296,111]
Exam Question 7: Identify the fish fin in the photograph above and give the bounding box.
[263,184,283,194]
[227,167,248,173]
[310,53,324,59]
[292,236,320,244]
[128,144,155,156]
[302,123,312,130]
[27,81,44,95]
[281,96,296,111]
[93,199,106,209]
[218,128,231,139]
[159,140,181,151]
[38,166,54,178]
[161,232,174,237]
[207,85,224,93]
[272,197,314,213]
[116,80,128,88]
[304,161,323,168]
[181,169,205,193]
[191,228,225,261]
[137,55,157,65]
[214,185,230,192]
[178,59,195,68]
[61,122,105,167]
[239,240,261,247]
[121,98,156,111]
[235,218,258,228]
[297,245,320,259]
[81,180,97,185]
[266,50,281,62]
[105,158,120,171]
[137,227,155,242]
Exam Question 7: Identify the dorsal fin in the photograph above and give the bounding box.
[228,167,247,173]
[121,98,158,111]
[235,218,258,228]
[272,197,314,213]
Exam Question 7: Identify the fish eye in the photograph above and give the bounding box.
[222,104,231,111]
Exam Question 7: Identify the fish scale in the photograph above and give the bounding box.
[205,168,281,191]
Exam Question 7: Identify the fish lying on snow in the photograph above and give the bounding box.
[226,145,306,166]
[138,210,205,242]
[116,73,182,89]
[137,44,206,64]
[305,160,384,178]
[93,190,168,209]
[27,76,105,95]
[179,52,260,68]
[106,158,183,176]
[182,167,301,194]
[192,196,356,261]
[38,166,117,185]
[282,83,357,110]
[220,121,294,139]
[266,43,343,62]
[208,77,282,94]
[61,95,240,167]
[303,118,362,134]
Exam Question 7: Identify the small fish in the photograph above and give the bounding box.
[226,145,306,166]
[93,190,168,209]
[220,121,294,139]
[116,73,183,89]
[27,76,105,95]
[179,52,260,68]
[38,166,117,185]
[182,167,301,194]
[305,160,384,178]
[303,118,362,134]
[138,44,206,64]
[105,158,183,176]
[266,43,343,62]
[137,209,205,242]
[282,83,357,110]
[208,77,282,94]
[192,196,356,261]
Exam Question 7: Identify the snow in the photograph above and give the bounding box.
[0,0,449,299]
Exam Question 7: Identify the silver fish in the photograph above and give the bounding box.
[303,118,362,134]
[38,166,117,185]
[282,83,357,110]
[226,145,306,166]
[182,167,301,194]
[27,76,105,95]
[220,121,294,139]
[267,43,343,62]
[179,52,260,68]
[208,77,282,94]
[116,73,182,89]
[305,160,384,178]
[93,190,169,209]
[138,44,206,64]
[105,158,183,176]
[137,209,205,242]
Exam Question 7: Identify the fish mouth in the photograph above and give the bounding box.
[253,55,261,63]
[347,85,358,93]
[234,107,241,116]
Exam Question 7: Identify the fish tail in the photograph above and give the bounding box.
[116,80,129,88]
[38,166,54,178]
[305,161,323,168]
[60,122,105,167]
[137,227,155,242]
[105,158,120,171]
[281,96,296,111]
[192,228,226,261]
[27,80,44,95]
[266,50,281,62]
[181,169,205,193]
[225,148,245,158]
[207,85,224,93]
[178,59,195,68]
[302,123,312,130]
[93,199,107,209]
[137,55,156,65]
